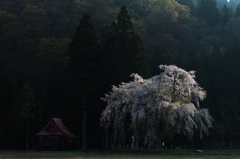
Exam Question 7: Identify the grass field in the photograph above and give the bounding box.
[0,149,240,159]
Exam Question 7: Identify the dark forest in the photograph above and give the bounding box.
[1,0,240,151]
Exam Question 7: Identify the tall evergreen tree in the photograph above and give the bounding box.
[220,4,233,24]
[101,6,150,87]
[8,80,36,150]
[0,75,16,148]
[100,6,150,148]
[197,0,220,25]
[68,13,101,152]
[234,3,240,17]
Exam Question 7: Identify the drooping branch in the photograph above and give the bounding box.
[101,65,213,145]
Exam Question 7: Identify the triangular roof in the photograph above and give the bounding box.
[35,118,78,138]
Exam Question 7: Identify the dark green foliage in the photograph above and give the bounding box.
[14,81,36,119]
[222,47,240,98]
[234,4,240,17]
[0,75,17,148]
[68,13,101,93]
[197,46,224,130]
[68,13,103,152]
[176,0,196,14]
[1,0,240,150]
[187,46,208,88]
[197,0,220,25]
[147,45,163,76]
[19,4,49,39]
[0,10,16,25]
[220,4,233,24]
[8,81,36,149]
[147,45,174,76]
[35,37,70,79]
[101,6,150,86]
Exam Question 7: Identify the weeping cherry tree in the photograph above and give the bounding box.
[100,65,213,146]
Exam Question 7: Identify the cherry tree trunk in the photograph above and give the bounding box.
[134,127,139,149]
[120,114,125,149]
[105,127,109,149]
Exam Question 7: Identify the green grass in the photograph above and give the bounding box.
[58,149,240,158]
[1,149,240,158]
[110,148,189,155]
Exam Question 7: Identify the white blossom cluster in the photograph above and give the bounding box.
[101,65,213,145]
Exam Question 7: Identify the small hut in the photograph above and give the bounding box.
[35,118,78,150]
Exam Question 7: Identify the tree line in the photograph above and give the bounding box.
[1,0,240,150]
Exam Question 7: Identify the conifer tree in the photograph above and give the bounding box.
[101,6,150,86]
[220,4,233,24]
[197,0,220,25]
[234,4,240,17]
[207,46,224,119]
[9,80,36,150]
[68,13,101,152]
[100,6,150,148]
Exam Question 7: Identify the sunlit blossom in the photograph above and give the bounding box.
[101,65,213,146]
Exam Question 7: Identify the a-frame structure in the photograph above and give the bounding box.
[35,118,78,150]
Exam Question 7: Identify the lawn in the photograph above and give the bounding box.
[0,149,240,158]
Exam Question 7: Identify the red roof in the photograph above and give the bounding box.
[35,118,78,138]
